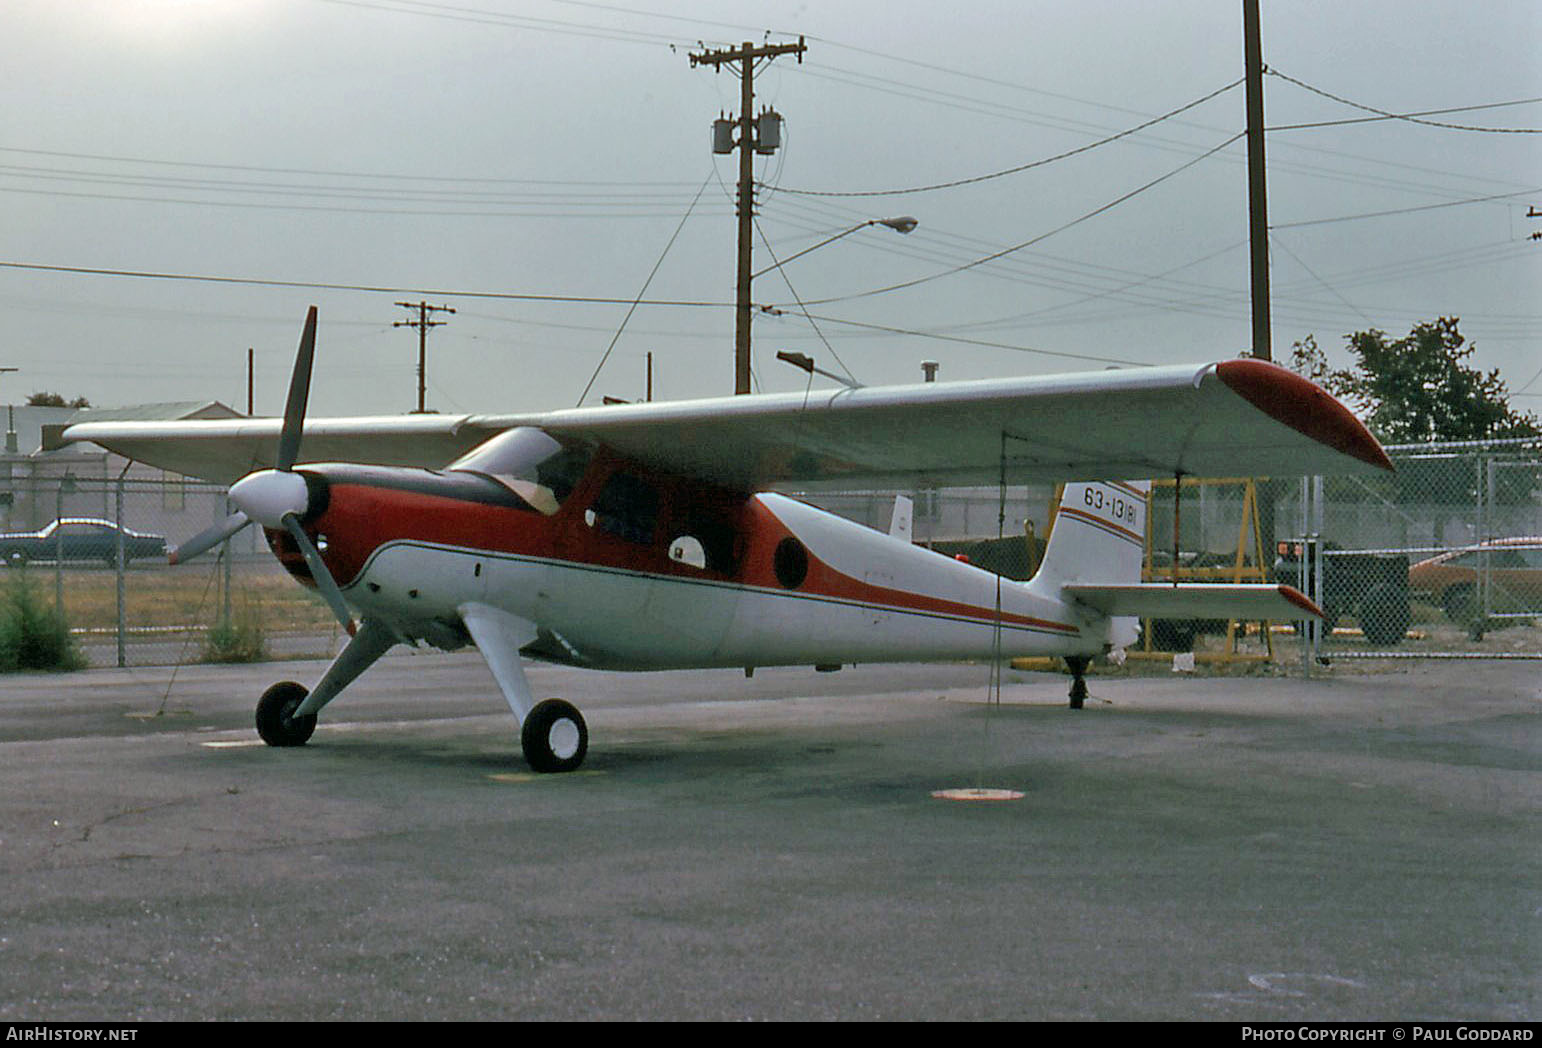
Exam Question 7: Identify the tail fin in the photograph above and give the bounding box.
[1032,479,1321,625]
[1032,480,1149,589]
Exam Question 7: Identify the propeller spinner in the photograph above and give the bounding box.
[169,308,354,633]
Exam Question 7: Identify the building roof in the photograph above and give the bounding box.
[6,401,243,457]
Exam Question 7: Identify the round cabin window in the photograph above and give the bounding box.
[773,537,809,589]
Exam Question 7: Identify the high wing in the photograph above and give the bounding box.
[55,358,1389,488]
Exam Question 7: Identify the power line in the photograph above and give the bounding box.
[1267,68,1542,133]
[314,0,699,48]
[1272,187,1542,229]
[779,310,1144,367]
[1268,95,1542,132]
[767,79,1242,198]
[781,131,1245,308]
[0,260,733,308]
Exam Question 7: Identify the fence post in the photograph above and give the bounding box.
[115,473,127,668]
[221,495,233,631]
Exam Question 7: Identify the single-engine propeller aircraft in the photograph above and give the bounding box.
[59,308,1391,772]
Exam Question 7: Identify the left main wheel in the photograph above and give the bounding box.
[521,698,587,773]
[256,681,317,747]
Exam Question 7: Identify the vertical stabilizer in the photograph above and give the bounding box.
[1032,481,1149,590]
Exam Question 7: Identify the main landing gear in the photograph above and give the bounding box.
[251,681,589,772]
[521,698,588,773]
[255,681,317,746]
[247,610,592,773]
[1063,655,1091,710]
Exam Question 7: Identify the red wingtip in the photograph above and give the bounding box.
[1276,583,1324,619]
[1216,359,1393,472]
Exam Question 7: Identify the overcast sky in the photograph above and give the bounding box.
[3,0,1538,420]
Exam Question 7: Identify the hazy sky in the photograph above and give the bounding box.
[3,0,1539,420]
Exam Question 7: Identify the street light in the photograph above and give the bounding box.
[751,216,919,280]
[775,350,863,390]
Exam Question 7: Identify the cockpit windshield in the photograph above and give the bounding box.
[448,427,591,516]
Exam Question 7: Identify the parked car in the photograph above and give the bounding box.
[1408,537,1542,627]
[0,518,167,567]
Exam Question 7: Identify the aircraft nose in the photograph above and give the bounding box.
[229,469,311,528]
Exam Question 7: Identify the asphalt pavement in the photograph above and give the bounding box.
[0,653,1536,1020]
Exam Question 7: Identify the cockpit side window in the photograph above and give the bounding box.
[449,427,592,515]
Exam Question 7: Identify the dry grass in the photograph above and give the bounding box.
[23,561,341,635]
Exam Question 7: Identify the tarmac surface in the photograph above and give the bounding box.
[0,653,1536,1021]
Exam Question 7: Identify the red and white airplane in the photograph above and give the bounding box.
[61,308,1390,772]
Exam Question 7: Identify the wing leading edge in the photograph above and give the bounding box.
[56,358,1389,488]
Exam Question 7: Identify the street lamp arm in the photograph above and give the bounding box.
[751,216,917,280]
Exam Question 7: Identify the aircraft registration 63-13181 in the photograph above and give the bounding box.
[59,308,1392,773]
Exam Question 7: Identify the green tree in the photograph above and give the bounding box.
[26,392,90,409]
[1292,318,1537,445]
[1291,319,1539,521]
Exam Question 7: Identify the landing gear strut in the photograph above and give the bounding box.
[1064,656,1090,710]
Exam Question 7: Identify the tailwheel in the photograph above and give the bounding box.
[256,681,317,747]
[521,698,587,773]
[1064,656,1091,710]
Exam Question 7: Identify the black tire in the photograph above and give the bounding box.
[521,698,587,773]
[1361,584,1410,646]
[255,681,317,747]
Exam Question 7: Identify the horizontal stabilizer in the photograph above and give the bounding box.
[1063,582,1321,621]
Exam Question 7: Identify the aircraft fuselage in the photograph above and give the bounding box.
[267,449,1107,671]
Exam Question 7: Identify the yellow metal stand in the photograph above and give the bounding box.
[1141,476,1274,662]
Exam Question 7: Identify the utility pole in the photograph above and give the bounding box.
[1243,0,1271,363]
[393,301,455,413]
[690,37,806,394]
[1243,0,1276,552]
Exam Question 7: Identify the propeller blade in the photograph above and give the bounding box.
[281,513,355,634]
[275,305,318,473]
[169,511,250,565]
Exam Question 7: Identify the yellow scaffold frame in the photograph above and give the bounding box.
[1136,476,1275,663]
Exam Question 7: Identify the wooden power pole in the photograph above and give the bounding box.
[393,301,456,413]
[690,37,806,394]
[1243,0,1271,363]
[1243,0,1277,550]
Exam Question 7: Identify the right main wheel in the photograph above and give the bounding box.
[521,698,588,773]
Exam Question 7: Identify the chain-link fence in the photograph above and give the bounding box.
[1134,440,1542,660]
[1286,440,1542,660]
[5,440,1537,670]
[1,472,347,668]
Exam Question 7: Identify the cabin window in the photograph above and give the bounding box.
[668,536,707,570]
[773,537,809,589]
[587,472,659,545]
[448,427,591,515]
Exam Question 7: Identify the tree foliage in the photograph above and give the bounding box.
[1291,318,1539,511]
[1291,318,1537,445]
[26,392,90,409]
